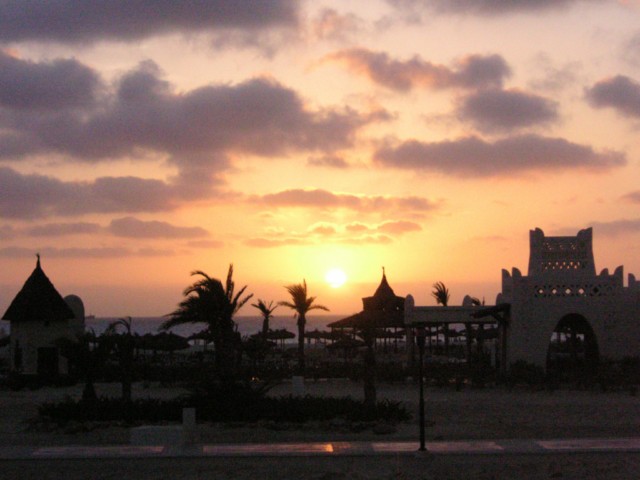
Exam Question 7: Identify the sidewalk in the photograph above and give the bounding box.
[1,438,640,460]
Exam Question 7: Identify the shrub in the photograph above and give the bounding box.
[38,390,409,426]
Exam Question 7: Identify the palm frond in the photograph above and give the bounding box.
[431,281,450,307]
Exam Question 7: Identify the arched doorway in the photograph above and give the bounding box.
[546,314,599,380]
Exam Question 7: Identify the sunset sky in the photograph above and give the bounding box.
[2,0,640,318]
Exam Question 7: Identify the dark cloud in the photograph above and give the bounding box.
[326,49,510,91]
[25,222,101,237]
[590,218,640,237]
[0,1,299,43]
[0,246,174,258]
[386,0,598,16]
[458,88,559,132]
[0,50,101,111]
[0,167,198,219]
[558,219,640,237]
[4,217,210,241]
[588,219,640,236]
[374,134,625,178]
[586,75,640,119]
[622,191,640,203]
[253,188,439,213]
[0,61,373,179]
[108,217,209,239]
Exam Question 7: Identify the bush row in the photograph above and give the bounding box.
[38,392,410,425]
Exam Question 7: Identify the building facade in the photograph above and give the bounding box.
[406,228,640,372]
[500,227,640,370]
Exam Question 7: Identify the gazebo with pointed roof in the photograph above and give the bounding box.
[2,256,81,377]
[328,268,405,330]
[3,255,75,324]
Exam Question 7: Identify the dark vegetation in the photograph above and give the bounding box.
[38,391,409,425]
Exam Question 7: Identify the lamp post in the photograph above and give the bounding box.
[415,326,427,451]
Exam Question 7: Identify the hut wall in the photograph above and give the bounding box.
[10,320,73,376]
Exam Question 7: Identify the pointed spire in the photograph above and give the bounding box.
[2,257,74,322]
[374,266,395,299]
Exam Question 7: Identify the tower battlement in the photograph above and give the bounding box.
[528,227,595,277]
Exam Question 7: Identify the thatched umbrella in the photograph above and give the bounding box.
[305,329,335,345]
[138,332,189,353]
[264,328,295,350]
[326,337,365,362]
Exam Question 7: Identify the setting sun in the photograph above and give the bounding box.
[325,268,347,288]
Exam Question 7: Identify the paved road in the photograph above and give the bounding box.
[1,437,640,459]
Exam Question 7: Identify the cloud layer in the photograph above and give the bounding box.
[387,0,598,16]
[586,75,640,119]
[458,88,559,132]
[0,168,188,219]
[0,56,381,213]
[0,1,298,43]
[245,219,423,248]
[326,49,510,91]
[252,189,439,213]
[374,134,625,177]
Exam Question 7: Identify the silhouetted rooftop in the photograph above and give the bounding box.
[2,256,74,323]
[328,269,405,329]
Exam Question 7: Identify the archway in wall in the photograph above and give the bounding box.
[546,314,599,380]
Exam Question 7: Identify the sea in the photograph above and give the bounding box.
[85,314,347,340]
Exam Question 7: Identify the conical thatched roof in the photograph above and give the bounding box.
[361,268,405,312]
[2,256,74,323]
[328,269,406,330]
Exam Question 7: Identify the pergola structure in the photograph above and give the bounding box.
[404,299,506,366]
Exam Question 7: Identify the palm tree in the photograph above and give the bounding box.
[57,329,110,402]
[105,316,134,402]
[432,281,451,355]
[431,281,450,306]
[252,299,278,337]
[161,264,253,380]
[279,280,329,372]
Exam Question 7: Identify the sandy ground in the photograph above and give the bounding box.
[2,379,640,478]
[2,379,640,445]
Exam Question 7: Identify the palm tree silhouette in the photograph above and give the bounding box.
[252,299,278,337]
[57,329,110,402]
[161,264,253,380]
[279,280,328,372]
[432,281,450,306]
[105,316,134,402]
[432,281,451,355]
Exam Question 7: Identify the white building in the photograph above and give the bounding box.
[406,228,640,373]
[2,256,85,378]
